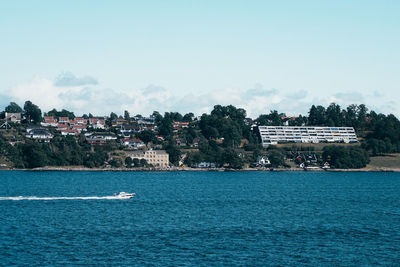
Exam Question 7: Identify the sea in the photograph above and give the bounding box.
[0,171,399,266]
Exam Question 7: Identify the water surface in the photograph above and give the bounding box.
[0,171,399,266]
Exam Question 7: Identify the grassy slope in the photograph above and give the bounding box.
[367,154,400,170]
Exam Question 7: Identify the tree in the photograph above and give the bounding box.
[24,101,42,124]
[164,141,181,165]
[125,157,133,167]
[182,112,194,122]
[106,112,118,127]
[255,110,284,126]
[46,108,75,119]
[268,150,285,167]
[109,158,123,168]
[326,103,343,126]
[137,130,155,145]
[124,110,130,121]
[21,141,48,168]
[139,158,148,167]
[322,146,369,169]
[222,148,244,169]
[357,104,368,130]
[158,113,173,137]
[5,102,23,113]
[152,111,163,124]
[308,105,326,126]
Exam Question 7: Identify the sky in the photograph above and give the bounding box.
[0,0,399,118]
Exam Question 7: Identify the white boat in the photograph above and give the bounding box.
[115,192,136,199]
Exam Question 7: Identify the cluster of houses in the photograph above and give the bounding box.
[42,116,105,136]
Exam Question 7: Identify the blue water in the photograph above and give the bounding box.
[0,171,399,266]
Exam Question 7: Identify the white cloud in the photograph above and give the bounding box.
[3,74,400,118]
[54,72,98,87]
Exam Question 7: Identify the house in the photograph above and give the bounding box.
[89,118,105,129]
[26,128,53,142]
[256,156,271,167]
[86,132,117,144]
[74,117,87,125]
[5,112,21,123]
[60,129,79,136]
[57,124,69,131]
[8,140,23,146]
[143,126,155,131]
[136,116,155,125]
[41,116,58,127]
[120,125,141,137]
[72,124,87,133]
[322,162,330,169]
[120,138,145,149]
[86,136,106,144]
[111,118,127,127]
[191,137,200,147]
[126,150,169,168]
[175,138,187,147]
[303,154,318,164]
[26,125,44,133]
[172,121,189,131]
[194,162,217,168]
[58,117,70,124]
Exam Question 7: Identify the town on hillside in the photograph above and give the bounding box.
[1,101,399,170]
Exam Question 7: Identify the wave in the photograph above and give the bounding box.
[0,195,132,201]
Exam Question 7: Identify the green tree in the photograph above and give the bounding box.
[222,148,244,169]
[5,102,23,113]
[322,146,369,169]
[268,150,285,167]
[21,141,48,168]
[164,140,181,165]
[308,105,326,126]
[137,130,155,145]
[125,157,133,167]
[109,158,123,168]
[124,110,130,121]
[182,112,194,122]
[24,101,42,124]
[158,113,173,137]
[152,111,163,124]
[326,103,343,126]
[140,158,148,167]
[132,158,140,167]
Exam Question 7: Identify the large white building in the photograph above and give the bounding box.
[258,126,358,147]
[127,150,169,168]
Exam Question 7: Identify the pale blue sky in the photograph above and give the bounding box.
[0,0,399,117]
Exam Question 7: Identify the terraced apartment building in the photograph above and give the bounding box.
[258,126,358,147]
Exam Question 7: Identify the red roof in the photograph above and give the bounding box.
[44,118,57,123]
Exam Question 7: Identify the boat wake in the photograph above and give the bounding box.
[0,192,135,201]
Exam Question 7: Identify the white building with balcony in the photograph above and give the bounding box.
[258,126,358,147]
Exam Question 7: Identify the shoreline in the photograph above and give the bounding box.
[1,166,400,172]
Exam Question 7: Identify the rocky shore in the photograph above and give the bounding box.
[1,166,400,172]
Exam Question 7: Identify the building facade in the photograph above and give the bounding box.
[127,150,169,168]
[258,126,358,147]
